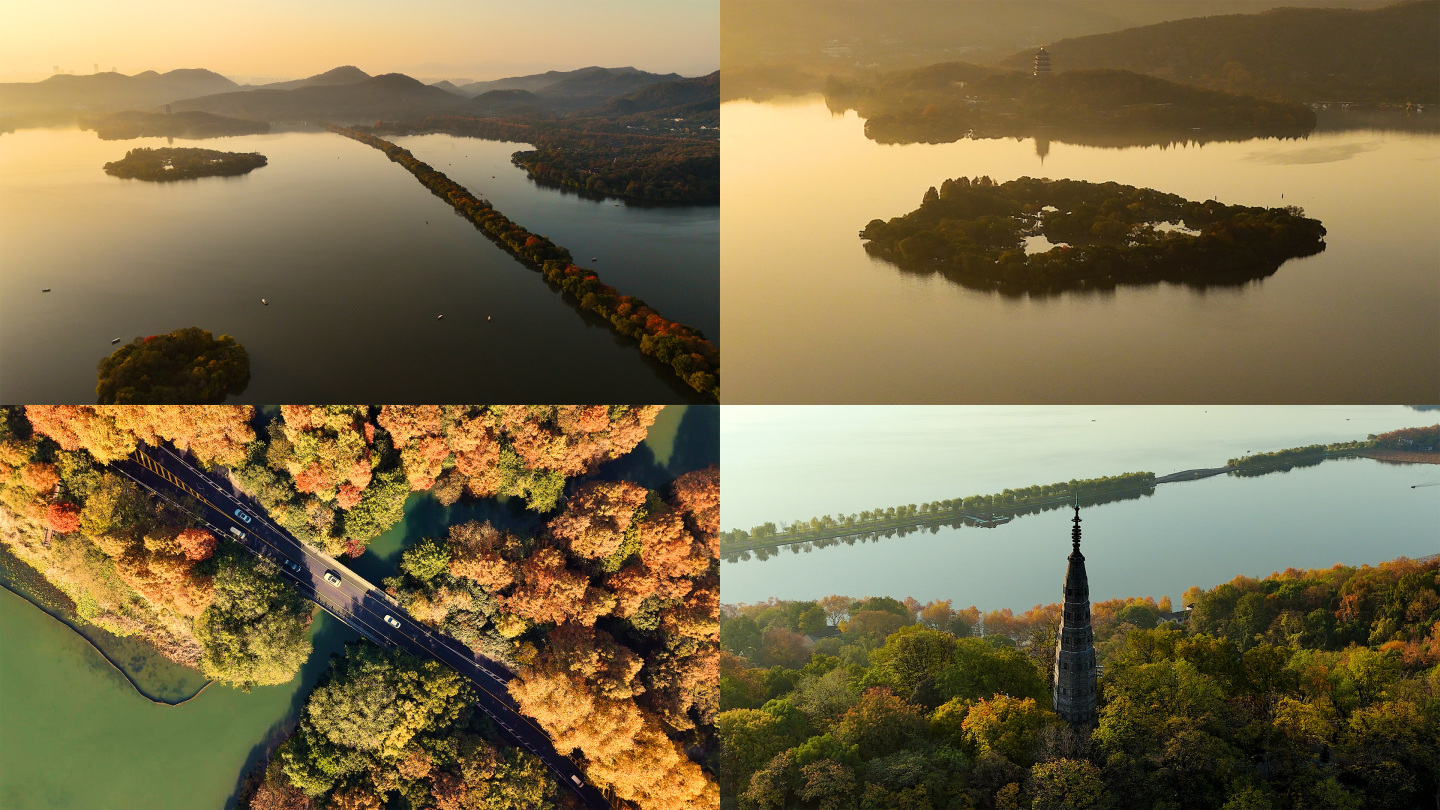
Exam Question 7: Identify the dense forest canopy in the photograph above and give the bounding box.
[719,554,1440,810]
[96,326,251,404]
[102,147,267,181]
[995,0,1440,105]
[861,176,1326,291]
[827,65,1317,147]
[2,405,720,808]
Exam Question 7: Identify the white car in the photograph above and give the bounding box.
[384,615,401,629]
[228,527,245,539]
[323,571,342,587]
[570,775,584,787]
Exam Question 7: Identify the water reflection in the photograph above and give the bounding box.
[721,97,1439,402]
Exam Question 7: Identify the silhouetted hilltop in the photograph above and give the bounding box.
[585,72,719,116]
[428,80,464,95]
[997,0,1439,103]
[0,68,238,113]
[255,65,371,91]
[457,65,651,96]
[171,73,467,121]
[466,89,547,116]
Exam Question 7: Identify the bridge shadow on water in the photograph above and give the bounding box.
[225,611,359,810]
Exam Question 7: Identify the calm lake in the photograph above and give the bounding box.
[0,405,717,809]
[720,405,1440,609]
[0,126,716,403]
[721,97,1440,403]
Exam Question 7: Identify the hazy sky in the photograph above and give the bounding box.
[0,0,718,83]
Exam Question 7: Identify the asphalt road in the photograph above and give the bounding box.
[113,445,609,809]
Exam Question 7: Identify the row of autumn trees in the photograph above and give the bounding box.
[861,175,1327,289]
[718,556,1440,810]
[244,465,722,810]
[0,405,664,689]
[373,115,719,204]
[328,125,719,399]
[0,405,310,686]
[719,472,1155,553]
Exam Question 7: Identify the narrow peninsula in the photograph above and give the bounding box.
[102,147,267,181]
[329,124,719,399]
[80,110,269,140]
[827,64,1318,147]
[861,176,1326,290]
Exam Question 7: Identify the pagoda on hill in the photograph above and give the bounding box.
[1052,496,1097,724]
[1034,47,1053,78]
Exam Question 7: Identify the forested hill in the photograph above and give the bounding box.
[997,0,1439,103]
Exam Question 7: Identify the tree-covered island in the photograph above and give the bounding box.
[96,326,250,404]
[826,65,1318,148]
[102,146,267,181]
[861,177,1326,291]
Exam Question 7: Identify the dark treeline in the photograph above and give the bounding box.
[330,125,719,399]
[79,110,269,140]
[1226,426,1440,477]
[720,472,1155,554]
[96,326,250,404]
[102,146,267,181]
[718,554,1440,810]
[861,176,1326,292]
[827,65,1316,147]
[373,115,719,204]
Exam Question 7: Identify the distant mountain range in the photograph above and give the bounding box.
[0,64,718,124]
[0,68,237,113]
[995,0,1438,103]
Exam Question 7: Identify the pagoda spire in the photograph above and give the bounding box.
[1053,493,1098,725]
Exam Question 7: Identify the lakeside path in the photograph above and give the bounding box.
[328,124,720,400]
[722,449,1439,557]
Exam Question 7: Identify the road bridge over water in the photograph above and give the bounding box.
[114,445,609,810]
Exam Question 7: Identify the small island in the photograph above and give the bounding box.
[861,176,1326,290]
[96,326,250,404]
[827,64,1318,147]
[79,110,269,140]
[102,147,267,181]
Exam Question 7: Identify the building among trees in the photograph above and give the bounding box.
[1052,498,1097,724]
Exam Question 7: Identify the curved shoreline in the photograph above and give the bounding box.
[0,581,213,707]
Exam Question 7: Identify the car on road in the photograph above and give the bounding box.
[570,775,584,787]
[384,615,401,629]
[323,570,342,586]
[282,559,303,574]
[228,527,245,539]
[233,509,252,524]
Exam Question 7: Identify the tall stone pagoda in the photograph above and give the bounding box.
[1052,496,1097,724]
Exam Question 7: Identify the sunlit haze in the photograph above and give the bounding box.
[0,0,719,83]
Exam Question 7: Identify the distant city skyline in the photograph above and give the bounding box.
[0,0,718,83]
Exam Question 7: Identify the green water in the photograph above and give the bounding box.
[0,587,357,810]
[348,404,718,585]
[0,544,209,703]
